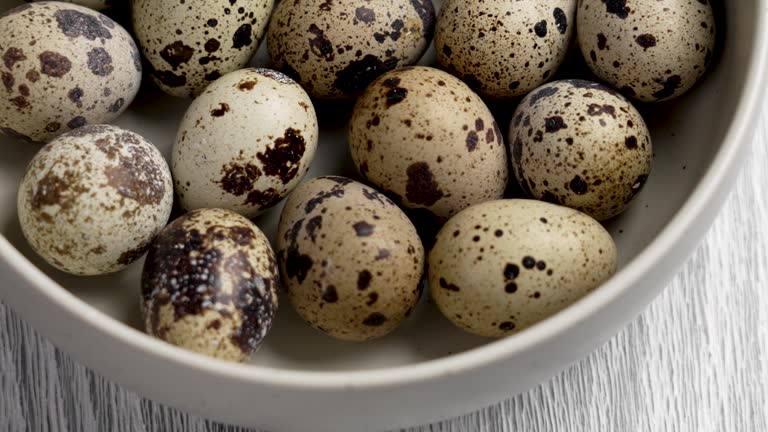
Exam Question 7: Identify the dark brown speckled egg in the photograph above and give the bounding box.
[435,0,576,101]
[0,2,142,143]
[509,79,652,221]
[276,177,424,342]
[132,0,274,98]
[141,208,279,362]
[430,199,617,338]
[267,0,435,100]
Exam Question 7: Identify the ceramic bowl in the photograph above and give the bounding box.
[1,1,766,431]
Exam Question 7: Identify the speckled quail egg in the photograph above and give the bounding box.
[430,199,617,338]
[173,68,318,218]
[132,0,274,98]
[17,125,173,275]
[276,177,424,342]
[141,208,279,362]
[27,0,117,11]
[509,79,652,221]
[577,0,716,102]
[349,66,508,222]
[267,0,435,100]
[0,2,142,144]
[435,0,576,100]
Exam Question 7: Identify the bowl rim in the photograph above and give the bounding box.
[1,4,767,392]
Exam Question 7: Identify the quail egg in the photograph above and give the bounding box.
[267,0,435,99]
[509,79,652,221]
[17,125,173,275]
[430,199,617,338]
[141,208,279,362]
[577,0,716,102]
[349,66,508,222]
[173,68,318,218]
[435,0,576,100]
[276,176,425,342]
[0,2,142,143]
[132,0,274,97]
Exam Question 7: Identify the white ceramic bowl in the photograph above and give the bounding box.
[1,1,766,431]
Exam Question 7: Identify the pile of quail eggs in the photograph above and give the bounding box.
[3,0,717,362]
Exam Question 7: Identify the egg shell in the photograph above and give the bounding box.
[132,0,274,98]
[17,124,173,275]
[509,79,652,221]
[577,0,716,102]
[27,0,117,11]
[429,199,617,338]
[141,208,279,362]
[0,2,142,144]
[435,0,576,100]
[349,66,508,222]
[173,68,318,218]
[276,177,425,342]
[267,0,435,100]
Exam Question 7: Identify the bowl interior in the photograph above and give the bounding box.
[0,0,744,371]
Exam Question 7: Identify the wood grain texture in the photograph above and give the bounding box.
[1,110,766,431]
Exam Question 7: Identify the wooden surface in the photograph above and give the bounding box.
[1,109,766,431]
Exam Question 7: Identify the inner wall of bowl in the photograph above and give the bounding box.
[0,0,747,371]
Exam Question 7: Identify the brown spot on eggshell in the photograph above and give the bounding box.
[305,216,322,242]
[87,47,113,76]
[466,131,479,152]
[405,162,444,207]
[10,96,29,109]
[355,7,376,24]
[353,221,375,237]
[25,69,40,83]
[210,103,230,117]
[39,51,71,77]
[256,128,307,185]
[101,133,167,206]
[219,162,261,197]
[160,41,195,69]
[232,24,253,49]
[308,24,334,61]
[357,270,372,290]
[237,80,257,91]
[54,9,113,41]
[362,312,387,326]
[245,188,282,209]
[68,87,84,107]
[31,170,87,213]
[67,116,87,129]
[439,277,459,292]
[322,285,339,303]
[3,47,26,69]
[109,98,125,113]
[635,34,657,49]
